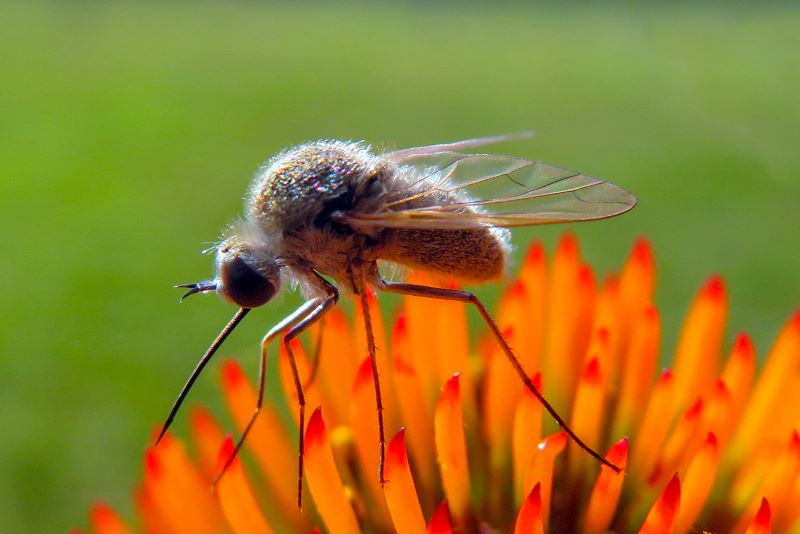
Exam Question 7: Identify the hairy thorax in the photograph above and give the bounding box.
[245,140,509,290]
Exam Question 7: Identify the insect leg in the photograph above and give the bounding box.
[284,289,339,509]
[376,279,622,474]
[358,288,388,486]
[212,298,323,486]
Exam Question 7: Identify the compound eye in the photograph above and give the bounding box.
[220,256,276,308]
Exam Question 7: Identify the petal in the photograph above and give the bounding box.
[672,275,728,411]
[675,433,719,534]
[391,317,437,491]
[383,429,427,534]
[90,502,135,534]
[216,436,274,534]
[435,374,471,521]
[220,360,299,520]
[542,233,595,412]
[427,501,453,534]
[350,357,392,527]
[142,435,227,534]
[303,407,360,534]
[514,483,544,534]
[640,474,681,534]
[522,432,568,531]
[512,373,543,504]
[583,438,629,534]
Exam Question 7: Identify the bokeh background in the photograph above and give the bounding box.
[1,2,798,531]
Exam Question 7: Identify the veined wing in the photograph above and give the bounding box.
[344,152,637,231]
[384,132,533,162]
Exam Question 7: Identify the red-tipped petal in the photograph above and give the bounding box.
[427,501,453,534]
[514,483,544,534]
[640,474,681,533]
[383,429,426,534]
[584,438,629,534]
[744,498,771,534]
[90,502,135,534]
[303,407,360,534]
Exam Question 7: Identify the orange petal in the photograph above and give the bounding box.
[699,380,733,450]
[143,435,227,534]
[648,399,704,488]
[433,281,475,415]
[522,432,568,531]
[720,333,756,421]
[90,502,135,534]
[216,437,274,534]
[353,289,401,433]
[542,234,595,413]
[189,406,226,479]
[427,501,453,534]
[403,271,442,404]
[516,241,549,373]
[514,482,544,534]
[569,357,607,478]
[391,316,437,491]
[587,279,621,383]
[675,433,720,534]
[631,370,677,481]
[613,305,660,439]
[618,237,656,342]
[350,357,392,526]
[672,275,728,410]
[482,326,521,472]
[743,499,771,534]
[498,279,539,373]
[730,311,800,465]
[135,484,171,534]
[435,374,471,521]
[383,429,427,534]
[303,407,360,534]
[583,438,629,534]
[512,373,543,504]
[732,431,800,534]
[310,306,358,428]
[219,360,298,517]
[640,474,681,534]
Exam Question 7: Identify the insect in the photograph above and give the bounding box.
[156,133,636,507]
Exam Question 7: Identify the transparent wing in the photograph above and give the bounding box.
[384,132,533,163]
[344,152,637,231]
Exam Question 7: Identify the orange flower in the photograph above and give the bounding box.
[79,235,800,533]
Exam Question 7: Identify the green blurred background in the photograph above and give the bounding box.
[1,1,798,531]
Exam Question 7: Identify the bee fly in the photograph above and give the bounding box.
[156,133,636,507]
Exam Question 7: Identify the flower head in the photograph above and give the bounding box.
[80,235,799,533]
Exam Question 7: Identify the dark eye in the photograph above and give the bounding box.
[221,256,276,308]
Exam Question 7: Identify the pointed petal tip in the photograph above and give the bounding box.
[386,428,409,470]
[663,473,681,508]
[631,237,654,264]
[305,406,326,450]
[754,497,771,527]
[441,373,461,401]
[582,357,603,384]
[703,274,726,300]
[525,241,545,264]
[221,359,245,390]
[558,232,579,257]
[354,356,373,387]
[144,448,162,479]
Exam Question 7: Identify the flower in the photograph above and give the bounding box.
[79,234,800,533]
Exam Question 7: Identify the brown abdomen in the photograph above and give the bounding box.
[381,227,509,282]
